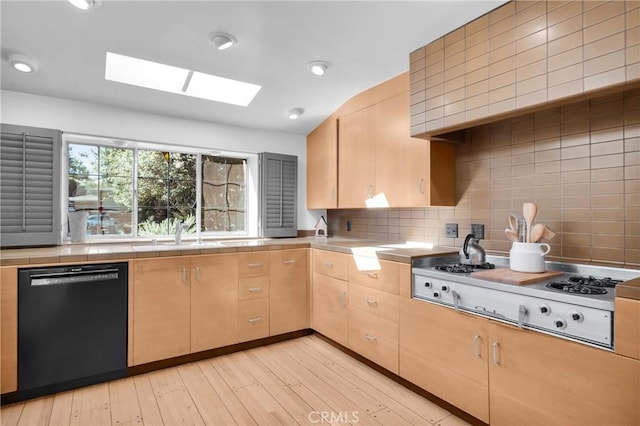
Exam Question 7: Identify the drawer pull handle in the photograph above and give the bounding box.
[181,268,187,284]
[248,263,262,268]
[282,259,296,264]
[473,335,481,357]
[248,287,262,293]
[366,272,378,279]
[339,292,347,307]
[323,262,334,268]
[364,334,377,342]
[195,265,201,282]
[248,317,262,324]
[492,342,500,365]
[365,299,378,307]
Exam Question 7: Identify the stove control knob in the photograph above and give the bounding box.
[433,291,441,298]
[539,305,551,315]
[555,319,567,329]
[571,312,584,323]
[441,285,449,293]
[424,281,432,289]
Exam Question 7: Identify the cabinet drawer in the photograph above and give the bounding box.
[348,308,398,374]
[313,250,349,281]
[615,297,640,360]
[238,298,269,342]
[349,283,399,323]
[238,252,269,278]
[348,258,400,295]
[238,276,269,301]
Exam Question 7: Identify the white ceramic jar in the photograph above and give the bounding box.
[509,242,551,273]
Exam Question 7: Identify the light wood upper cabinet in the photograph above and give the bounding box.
[269,248,309,335]
[488,321,640,425]
[190,254,239,353]
[338,104,377,208]
[308,73,456,209]
[1,266,17,393]
[307,117,338,209]
[133,257,191,365]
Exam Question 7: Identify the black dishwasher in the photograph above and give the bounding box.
[18,262,128,399]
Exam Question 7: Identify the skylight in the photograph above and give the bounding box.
[104,52,261,107]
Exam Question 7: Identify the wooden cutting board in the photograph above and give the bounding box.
[470,268,564,285]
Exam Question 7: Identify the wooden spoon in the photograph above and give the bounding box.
[505,228,519,242]
[542,226,557,241]
[530,223,545,243]
[522,202,537,243]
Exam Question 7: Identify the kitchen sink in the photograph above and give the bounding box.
[132,241,226,251]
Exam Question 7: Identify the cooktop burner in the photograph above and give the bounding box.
[434,262,495,273]
[545,275,622,295]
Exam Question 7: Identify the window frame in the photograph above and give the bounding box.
[63,133,258,241]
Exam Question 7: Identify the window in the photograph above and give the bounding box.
[66,137,252,239]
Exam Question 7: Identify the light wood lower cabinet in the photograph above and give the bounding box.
[614,297,640,360]
[269,248,309,335]
[190,254,239,353]
[488,321,640,426]
[399,298,490,423]
[238,298,270,342]
[311,271,349,346]
[133,257,191,365]
[399,297,640,425]
[1,266,18,393]
[349,307,398,374]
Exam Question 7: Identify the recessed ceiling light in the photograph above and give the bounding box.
[7,54,37,73]
[68,0,101,10]
[287,108,304,120]
[105,52,261,107]
[209,32,237,51]
[307,61,330,76]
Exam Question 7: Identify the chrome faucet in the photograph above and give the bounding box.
[174,221,184,245]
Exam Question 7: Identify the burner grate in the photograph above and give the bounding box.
[567,275,621,288]
[545,282,608,295]
[435,262,495,273]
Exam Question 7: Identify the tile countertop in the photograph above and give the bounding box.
[2,237,637,300]
[0,237,458,267]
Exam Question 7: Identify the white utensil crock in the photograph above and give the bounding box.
[509,242,550,273]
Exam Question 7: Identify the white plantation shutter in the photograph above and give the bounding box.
[259,152,297,237]
[1,124,61,247]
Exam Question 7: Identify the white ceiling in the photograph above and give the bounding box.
[1,0,506,135]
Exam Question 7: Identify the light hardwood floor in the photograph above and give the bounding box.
[1,335,470,426]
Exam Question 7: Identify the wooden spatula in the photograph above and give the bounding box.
[530,223,545,243]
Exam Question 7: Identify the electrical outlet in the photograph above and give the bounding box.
[445,223,458,238]
[471,223,485,240]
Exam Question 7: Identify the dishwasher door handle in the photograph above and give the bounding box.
[30,272,120,286]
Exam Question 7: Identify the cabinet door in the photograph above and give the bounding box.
[238,298,269,343]
[190,254,238,353]
[1,267,17,393]
[488,322,640,425]
[338,105,377,208]
[311,272,349,346]
[374,92,430,207]
[399,298,489,423]
[133,257,191,365]
[307,118,338,209]
[270,249,309,335]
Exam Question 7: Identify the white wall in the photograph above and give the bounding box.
[1,90,323,231]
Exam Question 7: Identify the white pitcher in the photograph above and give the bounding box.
[509,242,551,273]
